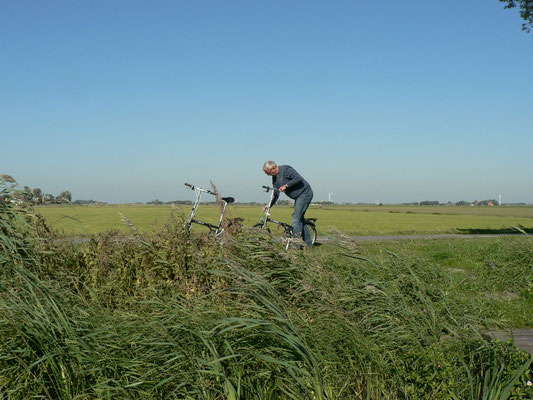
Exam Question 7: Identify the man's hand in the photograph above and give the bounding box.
[280,185,288,192]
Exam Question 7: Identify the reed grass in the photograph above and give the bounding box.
[1,180,532,399]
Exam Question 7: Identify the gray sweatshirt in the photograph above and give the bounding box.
[270,165,312,206]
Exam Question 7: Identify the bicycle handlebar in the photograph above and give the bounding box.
[262,185,280,192]
[184,183,217,196]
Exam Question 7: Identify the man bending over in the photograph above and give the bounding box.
[263,161,314,247]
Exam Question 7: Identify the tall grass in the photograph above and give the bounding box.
[1,180,532,399]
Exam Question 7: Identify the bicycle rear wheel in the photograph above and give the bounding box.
[304,222,318,246]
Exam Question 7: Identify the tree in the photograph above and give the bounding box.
[500,0,533,32]
[0,174,17,188]
[420,200,440,206]
[57,190,72,203]
[23,186,33,202]
[32,188,43,204]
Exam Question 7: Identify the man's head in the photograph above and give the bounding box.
[263,161,279,176]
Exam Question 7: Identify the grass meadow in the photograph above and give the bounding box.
[36,204,533,236]
[2,188,532,398]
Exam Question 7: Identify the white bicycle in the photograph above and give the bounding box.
[184,183,241,239]
[254,185,317,249]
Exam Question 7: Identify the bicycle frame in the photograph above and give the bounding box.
[257,185,318,248]
[259,186,292,234]
[185,183,233,238]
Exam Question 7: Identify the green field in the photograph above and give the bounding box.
[36,204,533,236]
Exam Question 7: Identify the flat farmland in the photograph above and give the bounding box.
[36,204,533,236]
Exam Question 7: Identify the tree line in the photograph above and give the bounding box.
[20,187,73,205]
[404,200,501,206]
[0,175,73,205]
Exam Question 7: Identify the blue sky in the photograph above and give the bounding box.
[2,0,532,204]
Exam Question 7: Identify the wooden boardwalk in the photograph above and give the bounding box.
[484,329,533,354]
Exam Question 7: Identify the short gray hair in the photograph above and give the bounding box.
[263,161,277,171]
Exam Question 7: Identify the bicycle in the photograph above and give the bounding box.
[253,185,317,249]
[184,183,241,240]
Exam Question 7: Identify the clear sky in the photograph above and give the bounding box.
[2,0,532,204]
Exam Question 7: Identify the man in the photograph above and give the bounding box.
[263,161,314,247]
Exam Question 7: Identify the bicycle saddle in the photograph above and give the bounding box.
[222,197,235,203]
